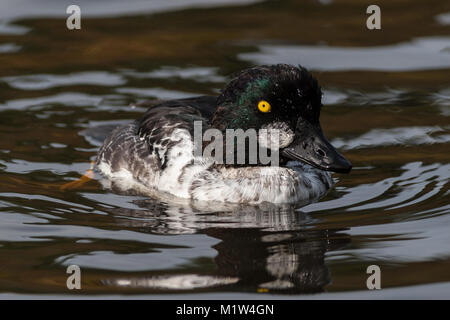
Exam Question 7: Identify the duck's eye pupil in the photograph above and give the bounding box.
[258,100,271,113]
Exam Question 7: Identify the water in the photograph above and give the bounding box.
[0,0,449,298]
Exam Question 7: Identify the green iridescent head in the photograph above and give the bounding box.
[212,64,323,131]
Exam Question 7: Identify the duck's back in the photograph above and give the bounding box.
[95,96,214,196]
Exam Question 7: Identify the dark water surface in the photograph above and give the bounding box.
[0,0,449,298]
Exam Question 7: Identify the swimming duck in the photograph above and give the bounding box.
[95,64,351,204]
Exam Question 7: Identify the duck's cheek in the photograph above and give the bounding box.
[258,122,295,150]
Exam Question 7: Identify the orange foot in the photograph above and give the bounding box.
[60,162,95,191]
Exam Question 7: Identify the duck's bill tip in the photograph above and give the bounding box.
[323,157,352,174]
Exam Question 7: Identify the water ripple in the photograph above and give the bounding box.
[304,162,449,214]
[240,37,450,71]
[3,72,127,90]
[332,126,450,150]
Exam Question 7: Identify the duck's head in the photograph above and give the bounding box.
[212,64,352,173]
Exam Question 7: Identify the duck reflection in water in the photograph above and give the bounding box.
[102,199,351,294]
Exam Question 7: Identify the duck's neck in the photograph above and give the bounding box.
[210,104,232,131]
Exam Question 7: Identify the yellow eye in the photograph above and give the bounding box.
[258,100,271,113]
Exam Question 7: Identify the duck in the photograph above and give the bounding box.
[95,64,352,204]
